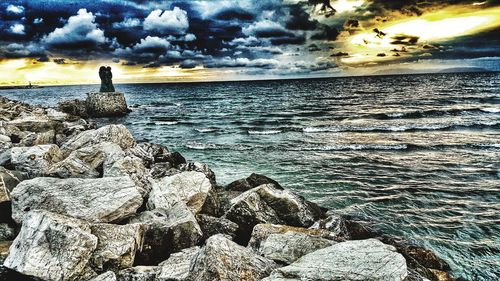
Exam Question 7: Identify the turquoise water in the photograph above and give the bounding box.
[2,72,499,280]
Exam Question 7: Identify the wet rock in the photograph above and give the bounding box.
[90,223,144,273]
[128,202,202,265]
[156,247,200,281]
[147,171,213,214]
[10,144,63,178]
[248,224,336,251]
[116,266,157,281]
[224,184,324,243]
[227,173,282,192]
[196,214,239,241]
[0,224,15,241]
[4,210,98,281]
[86,92,129,118]
[257,232,335,264]
[61,124,136,154]
[88,271,117,281]
[263,239,408,281]
[11,176,143,224]
[58,99,89,119]
[159,151,186,167]
[187,234,278,281]
[0,167,25,204]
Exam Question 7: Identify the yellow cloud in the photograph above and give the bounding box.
[341,6,500,65]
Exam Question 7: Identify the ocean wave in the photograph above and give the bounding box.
[186,142,218,150]
[303,121,500,133]
[481,107,500,113]
[362,107,493,120]
[195,128,219,133]
[248,130,282,135]
[155,121,179,125]
[304,144,409,151]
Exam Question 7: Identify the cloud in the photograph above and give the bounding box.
[0,43,45,58]
[144,7,189,35]
[9,23,25,35]
[112,18,141,29]
[243,20,294,38]
[43,8,106,49]
[212,7,255,21]
[6,4,24,14]
[33,18,44,24]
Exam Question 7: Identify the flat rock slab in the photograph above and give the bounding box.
[61,124,136,153]
[11,176,143,223]
[4,210,98,281]
[264,238,408,281]
[86,92,129,118]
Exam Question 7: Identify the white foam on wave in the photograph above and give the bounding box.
[248,130,282,135]
[307,144,408,151]
[155,121,179,125]
[481,107,500,113]
[196,128,218,133]
[186,142,217,150]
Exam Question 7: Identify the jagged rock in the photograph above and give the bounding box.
[61,125,136,154]
[178,162,215,185]
[86,92,129,118]
[0,241,11,265]
[187,234,278,281]
[128,202,202,265]
[7,116,59,134]
[104,156,152,196]
[0,224,15,241]
[58,99,89,118]
[196,214,238,241]
[248,224,336,253]
[156,247,200,281]
[10,144,62,178]
[258,232,335,265]
[159,151,186,167]
[0,135,11,151]
[4,210,98,281]
[147,171,213,214]
[90,223,144,273]
[19,130,56,146]
[263,239,408,281]
[224,184,324,243]
[309,215,361,241]
[126,142,169,168]
[226,173,282,192]
[0,167,25,203]
[11,176,143,223]
[88,271,117,281]
[116,266,157,281]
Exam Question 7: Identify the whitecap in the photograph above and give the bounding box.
[155,121,179,125]
[248,130,282,135]
[186,142,217,150]
[196,128,218,133]
[481,107,500,113]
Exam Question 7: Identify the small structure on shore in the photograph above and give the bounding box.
[85,66,130,117]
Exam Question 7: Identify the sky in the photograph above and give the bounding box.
[0,0,499,85]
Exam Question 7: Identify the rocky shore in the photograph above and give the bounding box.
[0,95,459,281]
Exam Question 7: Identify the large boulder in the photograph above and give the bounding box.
[147,171,213,214]
[226,173,282,192]
[126,142,169,168]
[58,99,89,119]
[156,247,200,281]
[60,125,135,154]
[196,214,239,241]
[104,156,152,196]
[263,239,408,281]
[3,210,98,281]
[248,224,336,251]
[86,92,129,118]
[257,232,335,265]
[0,167,25,204]
[10,144,62,178]
[88,271,117,281]
[128,202,202,265]
[224,184,324,243]
[187,234,278,281]
[311,215,375,241]
[90,223,144,273]
[48,142,125,179]
[11,177,143,223]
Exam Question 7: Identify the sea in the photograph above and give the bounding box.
[2,72,499,280]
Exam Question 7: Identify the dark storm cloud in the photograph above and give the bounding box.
[390,34,419,46]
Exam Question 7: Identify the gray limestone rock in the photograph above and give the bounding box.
[3,210,98,281]
[86,93,129,118]
[187,234,278,281]
[10,144,62,178]
[61,125,136,154]
[263,239,408,281]
[11,176,143,223]
[156,247,200,281]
